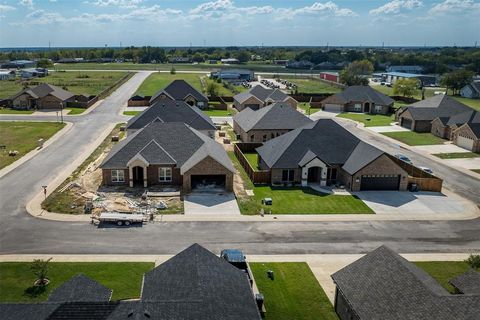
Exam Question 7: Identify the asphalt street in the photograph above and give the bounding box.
[0,71,479,255]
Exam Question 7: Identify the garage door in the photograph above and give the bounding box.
[191,174,226,191]
[324,104,343,112]
[401,118,412,130]
[456,136,474,151]
[360,175,400,191]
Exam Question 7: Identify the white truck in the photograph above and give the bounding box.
[93,212,146,226]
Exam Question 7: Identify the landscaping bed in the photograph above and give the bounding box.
[433,152,479,159]
[337,113,395,127]
[0,121,66,169]
[381,131,446,146]
[0,262,153,302]
[250,262,338,320]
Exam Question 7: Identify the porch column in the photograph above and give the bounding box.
[301,167,308,186]
[143,165,148,188]
[319,168,327,187]
[128,166,133,187]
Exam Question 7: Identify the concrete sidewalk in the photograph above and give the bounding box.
[0,252,472,304]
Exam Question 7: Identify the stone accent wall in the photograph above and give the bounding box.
[102,168,129,186]
[431,118,448,139]
[348,154,409,191]
[182,156,234,193]
[452,125,480,152]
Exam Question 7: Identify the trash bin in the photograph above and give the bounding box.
[267,270,274,280]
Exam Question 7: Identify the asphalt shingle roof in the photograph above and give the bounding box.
[405,94,472,121]
[331,245,480,320]
[341,141,384,175]
[328,85,394,106]
[127,100,215,131]
[234,85,290,104]
[100,121,234,173]
[446,110,480,126]
[449,270,480,295]
[233,103,312,132]
[150,80,207,104]
[47,274,112,303]
[11,83,74,101]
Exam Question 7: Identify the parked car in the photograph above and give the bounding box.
[395,154,412,164]
[220,249,253,286]
[420,167,433,175]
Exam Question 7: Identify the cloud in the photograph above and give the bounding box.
[369,0,423,15]
[19,0,33,8]
[429,0,480,14]
[90,0,143,8]
[276,1,357,19]
[24,9,65,24]
[0,4,16,13]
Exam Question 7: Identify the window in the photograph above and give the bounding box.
[375,105,382,112]
[271,133,275,139]
[111,170,125,182]
[354,103,362,112]
[282,169,295,182]
[159,167,172,182]
[250,134,255,142]
[263,134,267,142]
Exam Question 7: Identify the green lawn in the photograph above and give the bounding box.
[414,261,472,293]
[382,131,446,146]
[123,111,140,116]
[65,107,87,115]
[281,76,341,94]
[471,169,480,174]
[239,186,374,215]
[433,152,479,159]
[452,96,480,111]
[0,108,34,114]
[0,121,66,169]
[250,263,338,320]
[337,113,394,127]
[298,102,321,115]
[135,72,205,96]
[244,152,260,170]
[0,71,128,99]
[0,262,154,302]
[202,108,233,116]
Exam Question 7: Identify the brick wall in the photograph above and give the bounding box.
[146,165,182,186]
[431,119,448,139]
[182,156,234,193]
[102,169,129,186]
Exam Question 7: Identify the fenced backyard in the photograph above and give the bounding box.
[233,143,270,184]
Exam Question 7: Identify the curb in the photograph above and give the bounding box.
[0,121,73,179]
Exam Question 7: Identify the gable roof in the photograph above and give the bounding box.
[11,83,74,101]
[342,141,385,175]
[233,103,312,132]
[256,119,362,168]
[327,86,394,106]
[405,94,472,121]
[100,122,234,173]
[234,85,290,104]
[446,110,480,127]
[332,245,480,320]
[465,123,480,139]
[127,100,216,131]
[449,270,480,295]
[150,80,207,103]
[48,274,112,303]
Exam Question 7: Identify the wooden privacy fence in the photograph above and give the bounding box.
[390,156,443,192]
[234,143,270,184]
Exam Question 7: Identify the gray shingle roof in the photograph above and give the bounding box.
[467,123,480,138]
[100,121,234,173]
[405,95,472,121]
[328,85,394,106]
[150,80,207,104]
[11,83,74,101]
[342,141,384,175]
[256,119,362,168]
[332,245,480,320]
[233,103,312,132]
[234,85,290,104]
[446,110,480,126]
[47,274,112,303]
[127,100,215,131]
[449,270,480,295]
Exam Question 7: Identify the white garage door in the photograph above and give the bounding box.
[324,104,343,112]
[456,136,474,150]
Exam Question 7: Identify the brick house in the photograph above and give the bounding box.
[255,119,409,191]
[149,79,208,108]
[451,122,480,152]
[100,121,234,192]
[320,85,394,114]
[11,83,75,110]
[233,85,297,111]
[126,100,216,138]
[431,110,480,140]
[233,103,312,143]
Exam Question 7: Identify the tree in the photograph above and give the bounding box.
[31,258,52,286]
[37,59,53,69]
[339,59,373,86]
[393,78,419,97]
[465,254,480,270]
[440,69,474,95]
[206,81,219,97]
[234,51,250,64]
[170,66,176,75]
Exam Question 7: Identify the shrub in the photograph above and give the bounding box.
[465,254,480,269]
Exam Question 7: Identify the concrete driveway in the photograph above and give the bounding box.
[368,124,409,133]
[354,191,465,216]
[184,193,241,215]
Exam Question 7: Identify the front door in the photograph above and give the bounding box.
[307,167,320,183]
[132,166,144,185]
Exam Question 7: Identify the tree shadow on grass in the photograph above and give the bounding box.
[24,285,48,299]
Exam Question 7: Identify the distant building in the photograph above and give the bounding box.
[149,79,208,108]
[386,65,424,74]
[1,60,36,69]
[169,57,192,63]
[286,60,313,69]
[381,72,437,86]
[11,83,75,110]
[0,70,15,80]
[273,59,289,65]
[210,69,255,82]
[460,81,480,99]
[233,85,298,111]
[221,58,240,64]
[319,72,339,83]
[20,68,48,79]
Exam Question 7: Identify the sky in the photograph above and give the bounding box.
[0,0,479,47]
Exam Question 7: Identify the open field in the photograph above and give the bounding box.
[415,261,472,293]
[382,131,446,146]
[135,72,205,96]
[0,71,128,99]
[250,262,338,320]
[433,152,479,159]
[281,75,341,94]
[0,262,154,302]
[337,113,395,127]
[0,121,65,169]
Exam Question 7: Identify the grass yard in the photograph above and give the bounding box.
[382,131,446,146]
[281,76,341,94]
[0,108,34,114]
[65,107,87,115]
[228,151,254,190]
[0,121,66,169]
[452,96,480,111]
[0,80,24,99]
[471,169,480,174]
[298,102,321,115]
[239,186,374,215]
[135,72,204,96]
[414,261,472,293]
[244,152,260,170]
[123,111,140,116]
[433,152,479,159]
[250,263,338,320]
[337,113,394,127]
[202,108,233,116]
[0,262,154,302]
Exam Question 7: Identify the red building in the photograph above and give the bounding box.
[319,72,339,83]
